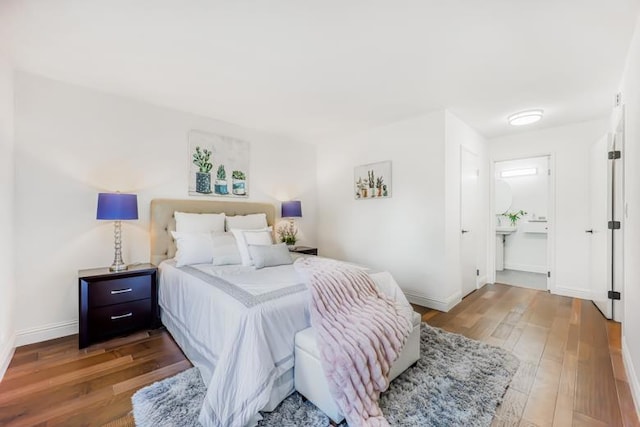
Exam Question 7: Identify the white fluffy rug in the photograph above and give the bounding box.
[132,323,519,426]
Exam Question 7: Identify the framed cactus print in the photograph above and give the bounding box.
[188,130,249,198]
[354,161,392,200]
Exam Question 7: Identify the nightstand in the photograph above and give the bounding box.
[78,263,159,348]
[288,246,318,256]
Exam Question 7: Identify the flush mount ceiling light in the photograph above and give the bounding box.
[501,168,537,178]
[508,109,543,126]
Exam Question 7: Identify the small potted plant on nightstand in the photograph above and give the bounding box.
[277,221,298,247]
[193,146,213,194]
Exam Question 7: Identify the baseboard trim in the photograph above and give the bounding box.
[15,320,78,347]
[503,263,547,274]
[551,286,593,300]
[405,291,462,312]
[0,333,16,382]
[622,335,640,416]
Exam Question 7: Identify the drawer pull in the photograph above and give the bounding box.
[111,312,133,320]
[111,288,133,295]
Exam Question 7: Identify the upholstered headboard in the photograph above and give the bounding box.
[150,198,276,266]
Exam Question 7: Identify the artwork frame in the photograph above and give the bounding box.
[188,130,250,198]
[354,160,392,200]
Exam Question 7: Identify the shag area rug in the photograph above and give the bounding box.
[132,323,519,427]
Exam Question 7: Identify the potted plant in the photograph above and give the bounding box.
[368,170,376,197]
[503,210,527,226]
[214,165,229,195]
[277,221,297,246]
[376,176,384,197]
[355,178,364,198]
[193,146,212,194]
[231,170,247,195]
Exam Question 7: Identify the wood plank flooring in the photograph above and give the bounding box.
[0,283,637,426]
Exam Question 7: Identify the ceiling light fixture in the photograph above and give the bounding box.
[508,109,543,126]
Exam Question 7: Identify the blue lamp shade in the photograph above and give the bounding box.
[281,200,302,218]
[96,193,139,220]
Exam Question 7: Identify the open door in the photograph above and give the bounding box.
[461,147,479,297]
[588,134,612,319]
[589,107,625,321]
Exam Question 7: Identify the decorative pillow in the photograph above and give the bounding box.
[230,227,273,266]
[248,243,294,269]
[211,232,242,266]
[170,231,213,267]
[225,213,268,231]
[175,211,226,233]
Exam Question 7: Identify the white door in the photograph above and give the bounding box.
[588,135,612,318]
[461,147,479,297]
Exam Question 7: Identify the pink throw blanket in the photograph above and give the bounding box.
[295,258,413,426]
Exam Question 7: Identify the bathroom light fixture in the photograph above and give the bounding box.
[501,168,537,178]
[508,110,543,126]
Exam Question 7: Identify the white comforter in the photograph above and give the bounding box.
[158,257,411,427]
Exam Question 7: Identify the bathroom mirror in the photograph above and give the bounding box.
[495,179,513,214]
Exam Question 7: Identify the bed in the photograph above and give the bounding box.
[150,199,415,427]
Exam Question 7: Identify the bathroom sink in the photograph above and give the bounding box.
[496,226,517,235]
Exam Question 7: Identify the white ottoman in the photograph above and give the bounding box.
[294,312,422,423]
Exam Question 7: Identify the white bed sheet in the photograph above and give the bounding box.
[158,257,411,427]
[159,258,311,427]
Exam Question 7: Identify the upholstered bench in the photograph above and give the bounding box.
[294,311,422,423]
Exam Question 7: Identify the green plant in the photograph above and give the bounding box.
[503,210,527,226]
[376,176,384,189]
[368,170,375,188]
[193,146,212,173]
[232,170,246,180]
[277,221,297,245]
[216,165,226,180]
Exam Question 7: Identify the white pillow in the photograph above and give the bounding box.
[171,231,213,267]
[225,213,268,231]
[230,227,273,266]
[211,232,242,266]
[175,211,226,233]
[248,243,294,269]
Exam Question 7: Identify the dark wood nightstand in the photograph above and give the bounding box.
[78,263,159,348]
[288,246,318,256]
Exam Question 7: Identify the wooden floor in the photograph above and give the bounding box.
[0,283,637,426]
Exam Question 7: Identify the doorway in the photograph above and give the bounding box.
[493,156,551,290]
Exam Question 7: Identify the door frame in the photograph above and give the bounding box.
[488,152,556,292]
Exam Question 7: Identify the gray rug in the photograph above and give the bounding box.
[132,323,519,426]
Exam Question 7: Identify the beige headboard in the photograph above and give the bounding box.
[150,198,276,266]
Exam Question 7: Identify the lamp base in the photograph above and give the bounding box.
[109,263,129,272]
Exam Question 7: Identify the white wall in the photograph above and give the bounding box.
[618,11,640,415]
[0,49,16,379]
[12,72,318,345]
[489,119,608,298]
[495,157,548,273]
[317,110,488,311]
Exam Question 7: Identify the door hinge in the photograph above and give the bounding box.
[548,169,551,176]
[608,150,621,160]
[547,271,551,278]
[608,290,621,300]
[615,92,622,107]
[476,269,480,277]
[608,221,621,230]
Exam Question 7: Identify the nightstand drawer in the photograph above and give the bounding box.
[87,275,152,307]
[88,299,152,339]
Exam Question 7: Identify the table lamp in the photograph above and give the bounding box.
[97,192,138,271]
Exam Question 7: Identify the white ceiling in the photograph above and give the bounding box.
[1,0,639,143]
